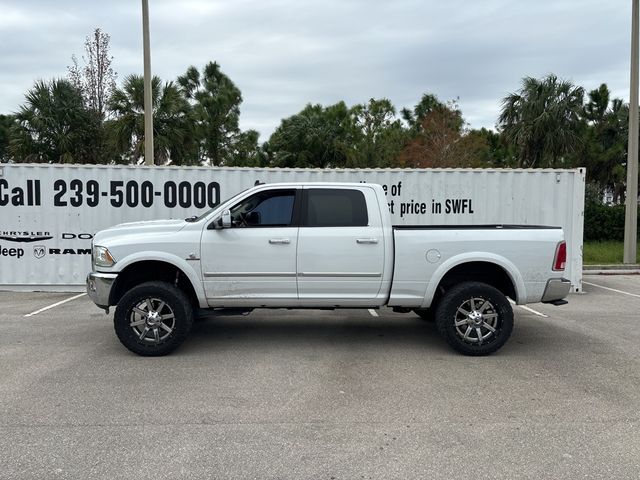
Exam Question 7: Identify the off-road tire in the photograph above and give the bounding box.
[114,281,193,356]
[435,281,513,356]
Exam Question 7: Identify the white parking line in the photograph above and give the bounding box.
[517,305,549,318]
[509,299,548,318]
[583,281,640,298]
[368,309,379,317]
[24,293,86,317]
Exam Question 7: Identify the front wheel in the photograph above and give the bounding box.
[114,281,193,356]
[435,281,513,356]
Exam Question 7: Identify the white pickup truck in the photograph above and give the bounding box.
[87,182,570,356]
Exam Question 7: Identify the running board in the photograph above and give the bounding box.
[195,308,253,319]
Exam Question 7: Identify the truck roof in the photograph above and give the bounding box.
[254,182,377,188]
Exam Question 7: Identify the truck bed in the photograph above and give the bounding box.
[388,225,565,308]
[393,224,562,230]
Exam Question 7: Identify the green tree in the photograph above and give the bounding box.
[576,84,628,202]
[268,102,358,168]
[351,98,406,167]
[583,83,610,123]
[177,62,243,165]
[0,114,16,162]
[9,79,103,163]
[499,74,585,167]
[468,128,516,167]
[107,74,194,165]
[402,93,464,134]
[226,129,266,167]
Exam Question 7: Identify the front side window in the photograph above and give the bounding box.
[304,189,368,227]
[230,189,296,227]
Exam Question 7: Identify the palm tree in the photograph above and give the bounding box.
[499,74,584,167]
[107,74,194,165]
[10,79,102,163]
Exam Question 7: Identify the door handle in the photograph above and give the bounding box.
[356,238,378,244]
[269,238,291,244]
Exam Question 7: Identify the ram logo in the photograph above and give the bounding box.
[33,245,46,259]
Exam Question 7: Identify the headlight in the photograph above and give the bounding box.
[94,246,116,267]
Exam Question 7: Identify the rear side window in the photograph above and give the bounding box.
[304,189,368,227]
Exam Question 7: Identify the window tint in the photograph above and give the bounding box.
[230,189,296,227]
[304,189,368,227]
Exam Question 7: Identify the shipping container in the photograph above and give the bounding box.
[0,164,585,292]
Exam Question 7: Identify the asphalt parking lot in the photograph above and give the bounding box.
[1,275,639,479]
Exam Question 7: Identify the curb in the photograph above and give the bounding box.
[583,264,640,275]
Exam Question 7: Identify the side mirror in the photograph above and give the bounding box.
[221,209,232,228]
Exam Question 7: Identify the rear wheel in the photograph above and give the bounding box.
[435,281,513,356]
[114,281,193,356]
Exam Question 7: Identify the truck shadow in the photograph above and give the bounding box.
[186,313,447,352]
[180,311,570,356]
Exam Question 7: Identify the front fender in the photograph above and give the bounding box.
[423,252,526,307]
[114,251,207,308]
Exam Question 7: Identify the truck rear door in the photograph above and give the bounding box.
[296,186,385,302]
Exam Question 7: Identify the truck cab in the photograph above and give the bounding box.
[200,183,393,308]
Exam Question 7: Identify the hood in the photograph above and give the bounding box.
[94,219,187,245]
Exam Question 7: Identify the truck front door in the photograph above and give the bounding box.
[201,187,300,306]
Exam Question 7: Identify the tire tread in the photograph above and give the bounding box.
[435,281,513,356]
[114,281,193,356]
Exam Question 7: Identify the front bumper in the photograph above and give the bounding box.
[86,272,118,310]
[541,278,571,303]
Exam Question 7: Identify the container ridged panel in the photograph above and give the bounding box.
[0,165,584,291]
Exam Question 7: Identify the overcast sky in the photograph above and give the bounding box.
[0,0,632,139]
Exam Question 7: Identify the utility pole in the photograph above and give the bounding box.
[625,0,639,263]
[142,0,154,166]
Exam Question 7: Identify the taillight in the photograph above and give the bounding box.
[553,241,566,271]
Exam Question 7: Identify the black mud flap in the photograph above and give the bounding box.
[542,299,568,306]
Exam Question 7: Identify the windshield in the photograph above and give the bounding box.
[186,187,251,222]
